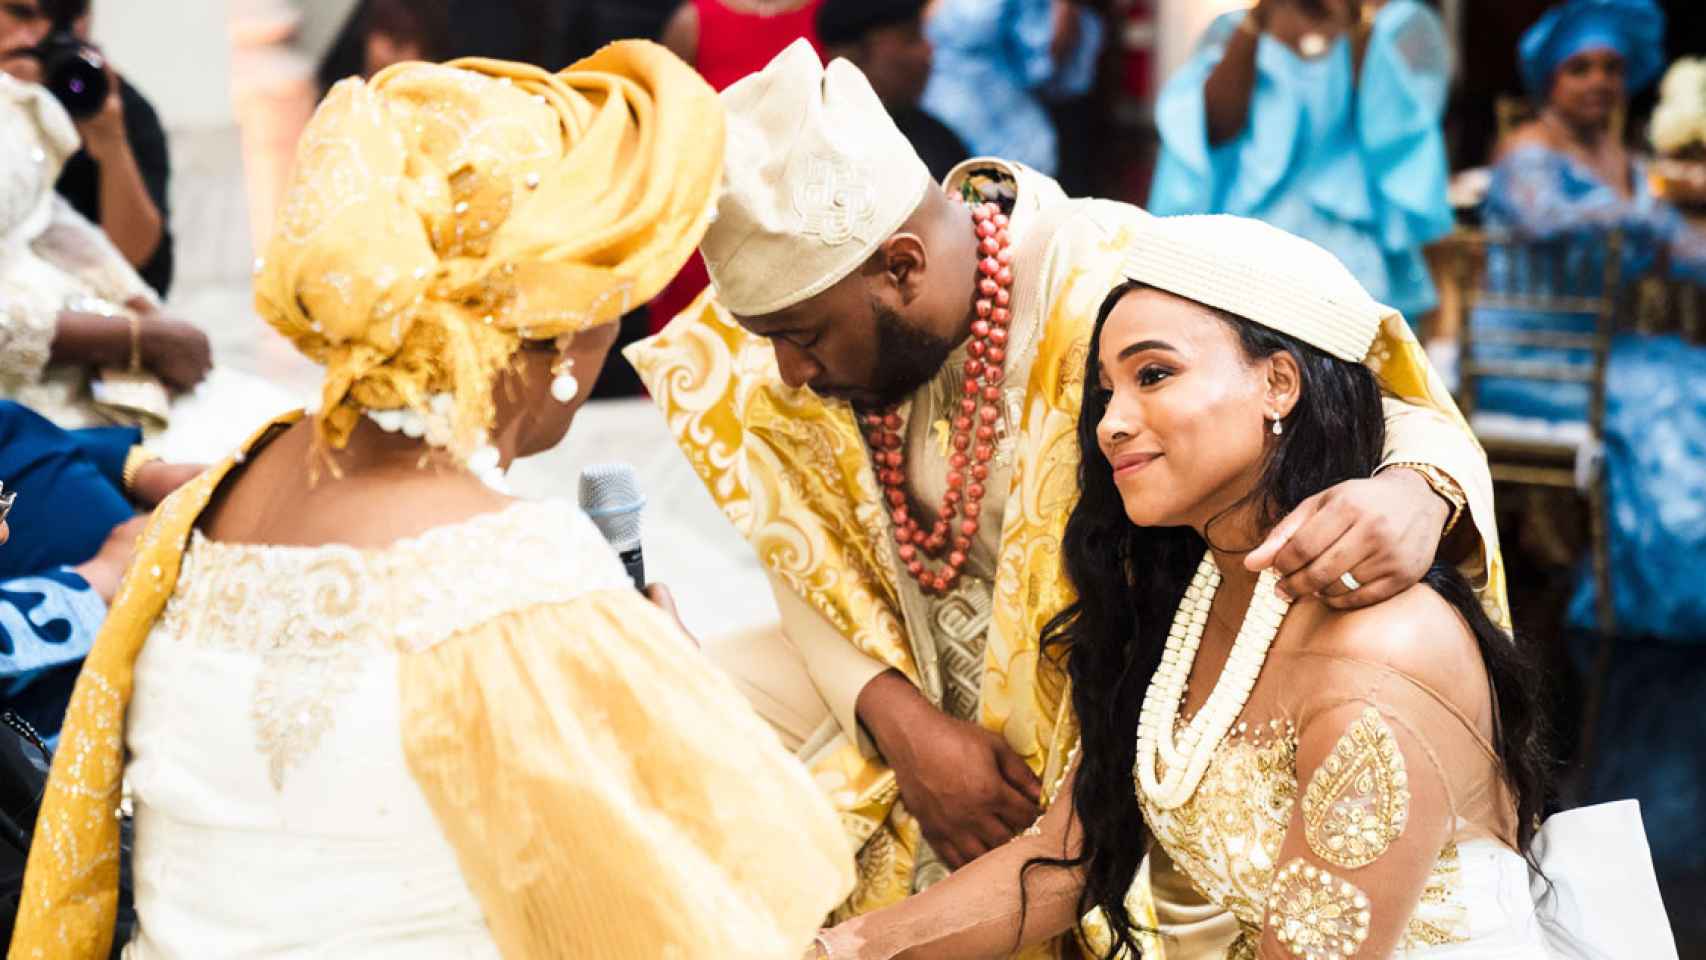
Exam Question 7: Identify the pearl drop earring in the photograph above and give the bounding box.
[550,357,579,404]
[1271,414,1284,436]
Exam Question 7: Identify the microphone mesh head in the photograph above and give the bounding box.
[578,463,645,551]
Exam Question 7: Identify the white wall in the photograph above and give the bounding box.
[87,2,270,376]
[286,0,359,61]
[90,0,233,130]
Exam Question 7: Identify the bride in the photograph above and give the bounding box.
[812,216,1674,959]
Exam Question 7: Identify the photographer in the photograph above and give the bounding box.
[0,61,209,434]
[0,0,173,297]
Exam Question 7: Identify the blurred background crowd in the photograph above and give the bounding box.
[0,0,1703,950]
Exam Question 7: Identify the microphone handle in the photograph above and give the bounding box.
[618,546,645,592]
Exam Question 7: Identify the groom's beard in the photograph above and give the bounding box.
[841,298,960,413]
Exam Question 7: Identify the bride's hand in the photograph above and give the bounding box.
[809,926,872,960]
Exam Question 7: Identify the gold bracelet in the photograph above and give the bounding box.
[127,313,143,373]
[122,445,160,497]
[1385,461,1467,536]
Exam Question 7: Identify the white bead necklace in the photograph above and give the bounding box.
[1134,551,1292,810]
[365,392,510,493]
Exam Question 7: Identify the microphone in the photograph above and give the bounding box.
[578,463,646,590]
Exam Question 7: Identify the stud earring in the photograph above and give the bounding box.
[550,356,579,404]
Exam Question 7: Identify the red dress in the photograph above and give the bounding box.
[648,1,825,334]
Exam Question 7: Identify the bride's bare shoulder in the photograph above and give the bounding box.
[1291,582,1488,703]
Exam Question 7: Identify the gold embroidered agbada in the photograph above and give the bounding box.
[13,42,853,959]
[627,160,1508,957]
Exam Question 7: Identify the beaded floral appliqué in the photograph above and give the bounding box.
[1302,707,1411,869]
[1269,858,1372,958]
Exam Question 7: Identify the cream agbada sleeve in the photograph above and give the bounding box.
[767,570,891,759]
[399,589,855,959]
[1378,396,1495,572]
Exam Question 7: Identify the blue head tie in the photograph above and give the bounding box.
[1518,0,1666,97]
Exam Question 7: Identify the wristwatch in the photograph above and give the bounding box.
[1385,461,1467,536]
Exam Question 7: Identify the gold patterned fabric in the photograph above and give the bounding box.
[14,42,754,959]
[253,43,722,458]
[1136,651,1518,958]
[628,160,1507,954]
[11,418,283,959]
[628,165,1134,956]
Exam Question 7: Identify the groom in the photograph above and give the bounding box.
[628,39,1500,952]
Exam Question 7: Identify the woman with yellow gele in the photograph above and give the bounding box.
[11,43,851,960]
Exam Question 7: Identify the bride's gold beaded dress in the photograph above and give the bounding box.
[1136,652,1511,958]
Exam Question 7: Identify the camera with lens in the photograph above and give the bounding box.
[26,0,109,119]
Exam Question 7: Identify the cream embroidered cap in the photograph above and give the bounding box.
[701,38,934,317]
[1121,215,1395,363]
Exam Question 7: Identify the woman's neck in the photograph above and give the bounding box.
[1539,108,1631,197]
[328,419,513,479]
[1208,546,1263,605]
[1541,107,1612,152]
[1193,500,1268,604]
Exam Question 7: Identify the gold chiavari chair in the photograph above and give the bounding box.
[1434,229,1622,796]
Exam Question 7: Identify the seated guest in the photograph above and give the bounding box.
[0,73,292,462]
[0,71,206,428]
[1479,0,1706,899]
[0,0,175,296]
[0,401,199,741]
[0,401,196,582]
[1148,0,1455,327]
[316,0,450,93]
[816,0,968,182]
[0,517,142,744]
[360,0,449,76]
[11,45,851,958]
[1478,0,1706,640]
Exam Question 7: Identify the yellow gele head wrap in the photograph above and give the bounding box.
[254,42,723,457]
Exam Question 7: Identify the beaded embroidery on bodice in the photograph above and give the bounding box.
[161,499,627,656]
[1136,716,1470,949]
[152,499,630,790]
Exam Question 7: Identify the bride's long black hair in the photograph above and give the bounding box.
[1022,282,1552,957]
